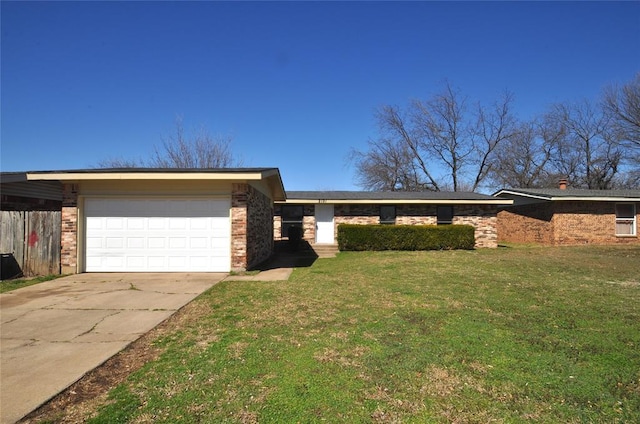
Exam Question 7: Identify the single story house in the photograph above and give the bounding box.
[12,168,286,273]
[494,186,640,245]
[1,168,514,276]
[274,191,512,248]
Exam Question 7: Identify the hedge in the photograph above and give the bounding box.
[337,224,475,251]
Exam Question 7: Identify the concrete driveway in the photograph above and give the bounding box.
[0,273,225,424]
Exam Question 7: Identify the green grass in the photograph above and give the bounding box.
[0,274,62,293]
[87,245,639,423]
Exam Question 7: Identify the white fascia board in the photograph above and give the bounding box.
[26,172,268,181]
[495,190,640,202]
[493,190,552,201]
[277,198,513,205]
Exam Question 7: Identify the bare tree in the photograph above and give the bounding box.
[95,156,145,168]
[545,100,622,189]
[489,120,559,188]
[603,73,640,188]
[411,83,471,191]
[350,135,429,191]
[603,73,640,148]
[97,118,241,169]
[472,91,518,190]
[351,82,516,192]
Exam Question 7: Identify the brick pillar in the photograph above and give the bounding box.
[61,183,78,274]
[231,183,248,271]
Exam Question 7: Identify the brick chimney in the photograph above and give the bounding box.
[558,178,568,190]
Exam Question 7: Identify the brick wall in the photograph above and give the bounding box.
[231,184,248,271]
[334,205,380,238]
[232,184,275,271]
[245,185,274,269]
[553,201,639,245]
[497,204,554,244]
[453,205,500,248]
[497,201,639,245]
[396,204,437,225]
[61,183,78,274]
[274,203,500,248]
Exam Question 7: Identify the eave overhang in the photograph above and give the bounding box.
[494,189,640,203]
[25,168,287,201]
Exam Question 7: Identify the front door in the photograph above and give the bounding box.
[315,204,335,244]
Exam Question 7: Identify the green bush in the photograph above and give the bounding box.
[337,224,475,251]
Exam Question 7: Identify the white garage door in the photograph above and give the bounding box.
[84,198,231,272]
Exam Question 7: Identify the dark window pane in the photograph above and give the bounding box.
[380,205,396,224]
[282,205,304,221]
[437,206,453,225]
[615,204,634,219]
[281,205,304,237]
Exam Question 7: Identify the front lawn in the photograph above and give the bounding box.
[87,246,639,422]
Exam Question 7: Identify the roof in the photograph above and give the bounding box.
[24,167,280,178]
[3,168,286,201]
[494,188,640,202]
[282,190,512,205]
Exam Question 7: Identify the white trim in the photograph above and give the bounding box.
[494,189,640,202]
[494,190,553,201]
[27,171,269,181]
[278,199,512,205]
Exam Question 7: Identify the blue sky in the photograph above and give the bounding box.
[2,1,639,191]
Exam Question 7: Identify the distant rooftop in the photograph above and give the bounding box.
[494,188,640,201]
[284,190,511,204]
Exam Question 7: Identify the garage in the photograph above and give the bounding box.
[84,198,231,272]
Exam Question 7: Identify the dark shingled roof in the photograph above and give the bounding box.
[286,190,499,201]
[494,188,640,200]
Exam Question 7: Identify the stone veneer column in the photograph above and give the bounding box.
[245,185,274,268]
[61,183,78,274]
[231,183,248,271]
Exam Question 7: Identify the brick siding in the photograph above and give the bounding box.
[453,205,500,248]
[274,203,500,248]
[60,183,78,274]
[232,184,275,271]
[334,205,380,239]
[497,201,640,245]
[246,185,274,269]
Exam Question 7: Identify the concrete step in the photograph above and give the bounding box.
[310,244,339,258]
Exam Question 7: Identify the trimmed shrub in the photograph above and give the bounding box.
[337,224,475,251]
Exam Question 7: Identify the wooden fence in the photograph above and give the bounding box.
[0,211,61,277]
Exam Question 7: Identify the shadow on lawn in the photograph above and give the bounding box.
[256,241,319,271]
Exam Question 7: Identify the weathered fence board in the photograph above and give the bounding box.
[1,211,25,263]
[0,210,61,277]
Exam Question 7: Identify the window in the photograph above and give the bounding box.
[380,205,396,224]
[281,205,304,237]
[437,206,453,225]
[615,203,636,236]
